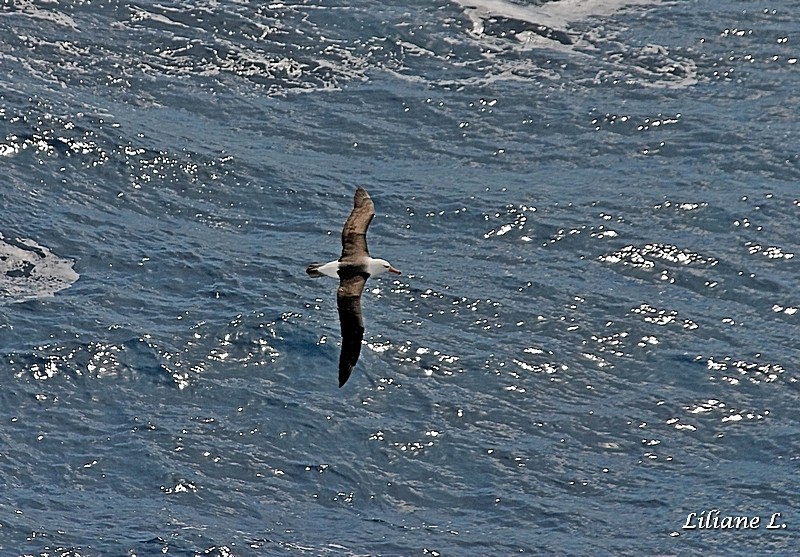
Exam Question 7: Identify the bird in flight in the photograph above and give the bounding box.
[307,187,401,387]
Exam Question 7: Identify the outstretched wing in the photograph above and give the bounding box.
[340,187,375,260]
[336,273,368,387]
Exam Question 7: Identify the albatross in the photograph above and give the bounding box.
[307,187,401,387]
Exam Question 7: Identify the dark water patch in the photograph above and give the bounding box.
[3,335,186,388]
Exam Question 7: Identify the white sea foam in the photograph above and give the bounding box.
[0,233,79,301]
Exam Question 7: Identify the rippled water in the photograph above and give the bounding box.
[2,0,799,555]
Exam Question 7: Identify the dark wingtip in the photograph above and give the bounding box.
[354,187,371,205]
[339,367,353,388]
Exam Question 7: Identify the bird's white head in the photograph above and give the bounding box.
[368,258,401,277]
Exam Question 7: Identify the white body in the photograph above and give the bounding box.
[314,259,342,278]
[314,257,400,278]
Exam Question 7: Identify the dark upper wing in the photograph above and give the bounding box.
[340,187,375,260]
[336,273,367,387]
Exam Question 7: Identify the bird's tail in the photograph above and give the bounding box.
[306,263,325,277]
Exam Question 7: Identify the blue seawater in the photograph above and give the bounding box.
[1,0,798,555]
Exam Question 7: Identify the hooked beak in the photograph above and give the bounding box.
[388,266,401,275]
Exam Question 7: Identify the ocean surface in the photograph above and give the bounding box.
[1,0,799,555]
